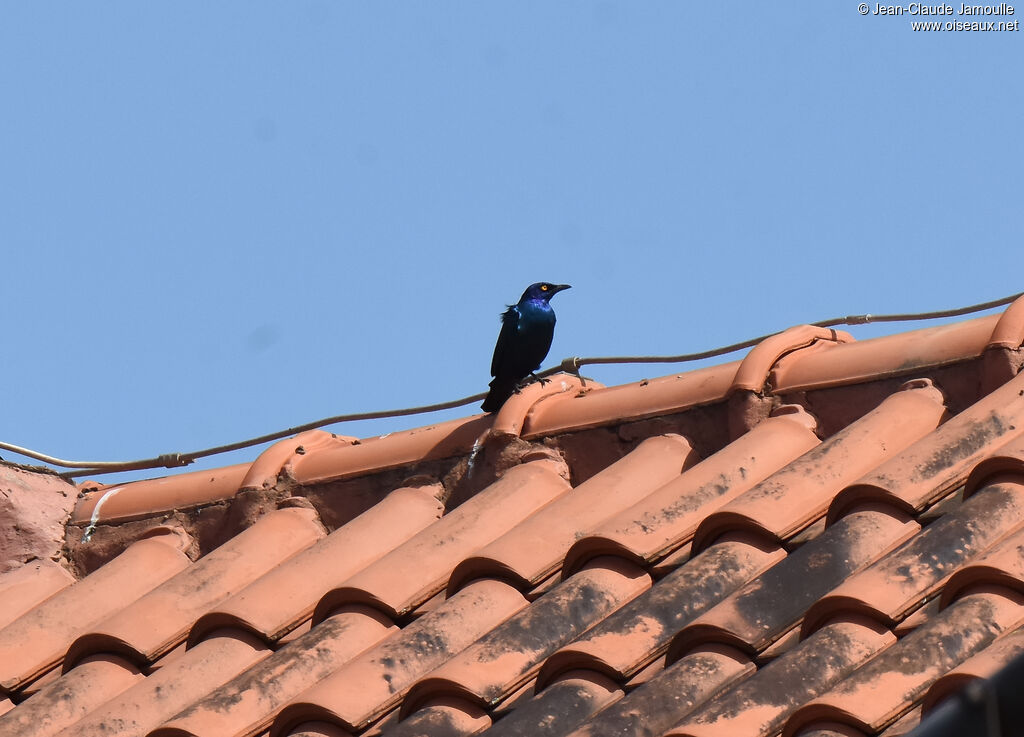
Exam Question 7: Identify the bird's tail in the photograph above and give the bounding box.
[481,376,518,413]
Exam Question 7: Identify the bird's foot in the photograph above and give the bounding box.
[511,374,550,396]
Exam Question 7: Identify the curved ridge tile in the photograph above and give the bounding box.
[804,480,1024,637]
[242,431,358,491]
[939,525,1024,607]
[313,460,570,621]
[560,647,754,737]
[448,435,698,594]
[536,535,785,689]
[52,630,269,737]
[191,485,443,645]
[272,579,529,737]
[771,314,1000,393]
[693,382,946,552]
[733,325,854,393]
[474,670,623,737]
[0,560,75,631]
[491,374,591,438]
[0,527,193,692]
[154,607,395,737]
[920,627,1024,716]
[65,507,324,668]
[668,509,916,662]
[987,293,1024,349]
[829,371,1024,523]
[288,415,492,486]
[782,591,1024,737]
[666,619,893,737]
[0,654,144,737]
[402,559,650,719]
[72,464,250,526]
[522,361,741,437]
[562,407,820,575]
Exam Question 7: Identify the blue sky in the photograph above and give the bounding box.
[1,3,1021,482]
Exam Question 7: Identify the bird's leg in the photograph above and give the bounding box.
[530,372,550,386]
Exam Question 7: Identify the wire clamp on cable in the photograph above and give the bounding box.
[157,453,192,469]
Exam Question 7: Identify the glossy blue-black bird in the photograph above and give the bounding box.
[482,282,571,412]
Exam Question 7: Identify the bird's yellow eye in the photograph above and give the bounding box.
[540,284,549,291]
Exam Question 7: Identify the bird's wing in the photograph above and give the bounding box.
[490,305,520,377]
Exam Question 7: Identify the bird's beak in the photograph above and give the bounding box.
[552,284,572,294]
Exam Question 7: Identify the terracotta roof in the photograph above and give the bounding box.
[2,298,1024,737]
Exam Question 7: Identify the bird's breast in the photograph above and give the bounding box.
[517,301,556,326]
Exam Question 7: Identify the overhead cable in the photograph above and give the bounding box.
[1,290,1018,479]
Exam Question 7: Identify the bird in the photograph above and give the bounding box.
[482,282,571,412]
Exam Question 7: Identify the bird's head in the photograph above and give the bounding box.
[521,282,571,303]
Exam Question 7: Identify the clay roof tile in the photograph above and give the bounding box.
[803,479,1024,636]
[64,506,325,668]
[521,360,739,436]
[666,618,894,737]
[0,527,192,692]
[153,606,396,737]
[562,406,819,575]
[784,591,1024,737]
[771,314,1000,393]
[474,670,622,737]
[3,306,1024,737]
[272,579,528,736]
[447,434,697,593]
[828,369,1024,523]
[692,381,946,552]
[669,508,917,661]
[51,631,270,737]
[190,485,443,645]
[401,559,649,720]
[537,535,785,688]
[0,654,145,737]
[381,698,492,737]
[313,460,569,621]
[919,627,1024,716]
[559,646,754,737]
[0,560,75,631]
